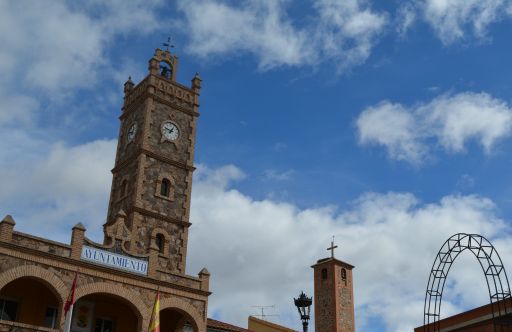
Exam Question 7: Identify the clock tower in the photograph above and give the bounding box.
[105,48,202,275]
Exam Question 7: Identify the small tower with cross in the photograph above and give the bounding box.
[311,238,355,332]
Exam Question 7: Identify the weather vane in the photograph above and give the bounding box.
[163,37,174,52]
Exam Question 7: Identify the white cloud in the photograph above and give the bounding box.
[421,93,512,152]
[263,169,295,181]
[416,0,511,44]
[186,165,511,331]
[0,136,116,241]
[0,92,39,126]
[0,0,166,158]
[391,0,512,44]
[457,174,476,189]
[177,0,387,71]
[313,0,388,71]
[396,3,417,37]
[273,142,288,152]
[357,101,425,163]
[176,0,310,70]
[0,0,163,93]
[356,92,512,164]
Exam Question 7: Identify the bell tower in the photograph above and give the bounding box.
[105,48,202,275]
[312,241,355,332]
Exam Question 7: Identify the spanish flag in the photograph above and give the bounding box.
[148,292,160,332]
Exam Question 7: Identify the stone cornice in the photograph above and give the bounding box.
[129,206,192,228]
[111,148,195,174]
[141,148,195,171]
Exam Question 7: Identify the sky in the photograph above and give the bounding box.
[2,0,512,331]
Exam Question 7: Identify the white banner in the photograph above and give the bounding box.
[81,246,148,275]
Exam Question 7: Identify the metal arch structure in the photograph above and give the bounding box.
[424,233,512,331]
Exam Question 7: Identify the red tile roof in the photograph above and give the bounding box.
[207,318,252,332]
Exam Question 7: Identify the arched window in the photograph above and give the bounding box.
[321,268,328,280]
[341,268,347,280]
[120,180,127,199]
[160,178,170,197]
[155,234,165,253]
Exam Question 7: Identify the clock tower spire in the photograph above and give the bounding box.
[105,48,202,275]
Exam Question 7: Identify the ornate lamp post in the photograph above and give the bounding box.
[294,291,312,332]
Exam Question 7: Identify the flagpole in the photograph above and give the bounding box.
[64,271,78,332]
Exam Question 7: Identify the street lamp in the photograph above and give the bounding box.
[294,291,312,332]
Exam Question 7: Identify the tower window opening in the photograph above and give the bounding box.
[160,178,171,197]
[321,268,327,280]
[341,268,347,280]
[156,234,165,253]
[160,61,172,79]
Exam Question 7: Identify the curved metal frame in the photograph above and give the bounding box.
[424,233,512,331]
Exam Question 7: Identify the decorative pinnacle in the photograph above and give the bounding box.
[73,222,86,231]
[1,215,15,225]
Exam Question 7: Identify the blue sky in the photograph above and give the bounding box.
[2,1,512,331]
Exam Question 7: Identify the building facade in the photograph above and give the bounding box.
[0,49,210,332]
[312,244,355,332]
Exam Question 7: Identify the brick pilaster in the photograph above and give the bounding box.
[70,223,86,259]
[198,268,210,291]
[0,215,15,242]
[148,242,159,277]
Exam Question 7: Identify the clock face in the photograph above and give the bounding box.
[162,121,179,141]
[127,123,137,142]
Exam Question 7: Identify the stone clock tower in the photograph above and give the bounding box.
[105,48,202,275]
[312,242,355,332]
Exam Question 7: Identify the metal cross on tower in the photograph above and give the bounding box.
[163,37,174,52]
[327,237,338,258]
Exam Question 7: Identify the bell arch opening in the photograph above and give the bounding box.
[423,233,512,331]
[160,307,199,332]
[0,277,61,329]
[72,293,142,332]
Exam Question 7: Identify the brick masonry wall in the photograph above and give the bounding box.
[313,258,355,332]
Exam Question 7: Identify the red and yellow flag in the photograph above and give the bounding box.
[148,292,160,332]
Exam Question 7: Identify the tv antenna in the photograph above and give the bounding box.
[251,305,279,319]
